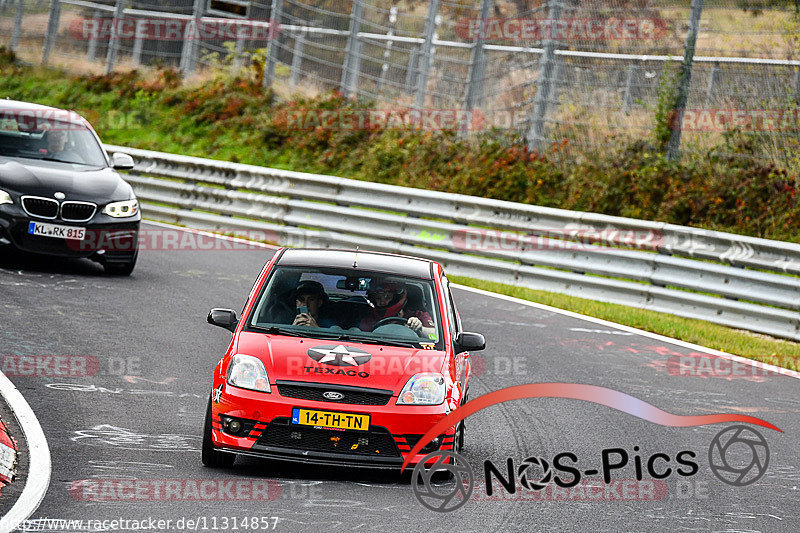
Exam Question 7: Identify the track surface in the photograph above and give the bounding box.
[1,223,799,532]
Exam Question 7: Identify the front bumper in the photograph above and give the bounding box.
[211,381,456,470]
[0,204,139,262]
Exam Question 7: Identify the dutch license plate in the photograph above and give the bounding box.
[291,408,369,431]
[28,221,85,240]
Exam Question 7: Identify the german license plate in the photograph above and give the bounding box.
[291,408,369,431]
[28,221,85,240]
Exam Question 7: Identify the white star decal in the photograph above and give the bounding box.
[316,344,362,366]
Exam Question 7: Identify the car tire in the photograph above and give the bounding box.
[201,398,236,468]
[104,250,138,276]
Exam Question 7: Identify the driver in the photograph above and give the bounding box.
[43,129,84,163]
[360,278,435,337]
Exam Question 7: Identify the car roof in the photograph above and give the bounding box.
[277,248,435,279]
[0,99,88,125]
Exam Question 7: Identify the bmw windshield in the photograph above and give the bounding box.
[248,266,445,350]
[0,108,107,167]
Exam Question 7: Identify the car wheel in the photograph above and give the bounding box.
[104,250,138,276]
[201,398,235,468]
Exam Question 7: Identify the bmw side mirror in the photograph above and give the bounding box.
[207,308,238,333]
[111,152,135,170]
[455,332,485,353]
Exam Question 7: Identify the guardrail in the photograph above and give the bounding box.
[106,144,800,342]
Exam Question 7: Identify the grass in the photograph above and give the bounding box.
[450,275,800,371]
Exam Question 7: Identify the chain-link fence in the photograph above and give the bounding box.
[2,0,799,168]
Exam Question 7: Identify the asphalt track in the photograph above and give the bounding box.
[1,222,799,532]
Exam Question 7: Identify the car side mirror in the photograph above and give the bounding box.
[455,332,485,353]
[207,308,238,332]
[111,152,135,170]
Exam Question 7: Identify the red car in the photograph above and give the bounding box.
[202,248,485,470]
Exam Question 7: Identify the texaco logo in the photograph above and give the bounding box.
[708,425,770,486]
[411,451,474,513]
[308,345,371,367]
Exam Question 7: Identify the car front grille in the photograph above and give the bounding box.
[258,418,400,457]
[22,196,59,219]
[60,202,96,222]
[276,381,392,406]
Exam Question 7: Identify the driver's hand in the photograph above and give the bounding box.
[407,317,423,332]
[293,313,318,327]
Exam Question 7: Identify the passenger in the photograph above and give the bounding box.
[292,280,335,328]
[360,279,435,337]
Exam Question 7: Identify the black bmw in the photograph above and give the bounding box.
[0,99,140,275]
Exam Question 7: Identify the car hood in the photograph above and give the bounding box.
[0,159,132,201]
[235,332,447,393]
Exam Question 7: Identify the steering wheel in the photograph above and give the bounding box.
[372,316,409,329]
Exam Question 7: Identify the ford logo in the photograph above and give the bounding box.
[323,391,344,400]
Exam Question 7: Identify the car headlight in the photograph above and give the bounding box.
[103,199,139,218]
[0,189,11,206]
[226,354,271,393]
[397,373,445,405]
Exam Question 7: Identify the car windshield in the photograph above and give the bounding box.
[248,266,444,350]
[0,111,107,167]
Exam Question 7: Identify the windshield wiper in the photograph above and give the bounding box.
[333,334,417,348]
[251,325,305,337]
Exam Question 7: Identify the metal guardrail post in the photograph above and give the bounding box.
[105,0,125,74]
[667,0,704,161]
[340,0,364,98]
[794,68,800,103]
[289,29,305,87]
[460,0,491,134]
[413,0,440,109]
[405,48,418,92]
[42,0,61,65]
[86,9,100,62]
[10,0,24,52]
[263,0,283,88]
[526,0,562,151]
[233,31,246,73]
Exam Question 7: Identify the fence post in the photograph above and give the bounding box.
[104,0,125,74]
[232,23,246,73]
[341,0,365,97]
[405,48,418,92]
[86,9,100,61]
[42,0,61,64]
[622,62,638,113]
[131,19,145,65]
[704,60,720,106]
[460,0,492,134]
[289,30,305,87]
[263,0,283,88]
[377,6,398,92]
[666,0,704,161]
[180,0,204,75]
[526,0,562,151]
[10,0,23,52]
[413,0,440,109]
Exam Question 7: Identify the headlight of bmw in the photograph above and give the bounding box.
[103,199,138,218]
[226,354,271,393]
[0,189,12,206]
[397,373,445,405]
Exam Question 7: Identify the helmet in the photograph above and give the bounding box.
[367,277,406,309]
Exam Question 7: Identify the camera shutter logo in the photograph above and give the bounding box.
[411,451,474,512]
[518,456,553,491]
[708,425,770,486]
